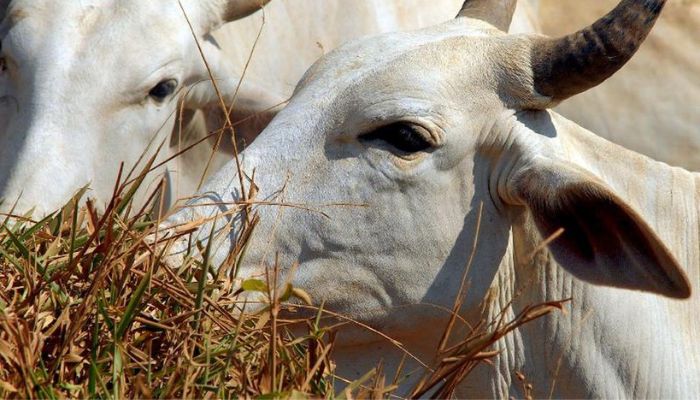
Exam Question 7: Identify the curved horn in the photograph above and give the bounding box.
[531,0,666,103]
[221,0,271,22]
[456,0,517,32]
[186,0,271,33]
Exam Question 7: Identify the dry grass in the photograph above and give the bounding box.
[0,160,334,399]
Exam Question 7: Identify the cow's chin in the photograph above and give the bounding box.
[273,262,452,346]
[280,290,455,349]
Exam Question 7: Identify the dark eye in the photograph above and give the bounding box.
[148,79,178,102]
[360,123,432,154]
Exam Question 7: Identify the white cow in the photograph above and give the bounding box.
[165,0,700,397]
[0,0,275,215]
[0,0,463,216]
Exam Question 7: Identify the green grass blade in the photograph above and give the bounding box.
[19,212,55,241]
[3,225,30,259]
[193,221,217,332]
[0,247,25,274]
[88,315,100,398]
[68,198,80,267]
[116,267,151,340]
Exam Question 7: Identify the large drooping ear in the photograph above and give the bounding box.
[182,0,270,33]
[181,38,286,146]
[191,83,284,150]
[505,156,691,299]
[456,0,517,31]
[184,42,285,111]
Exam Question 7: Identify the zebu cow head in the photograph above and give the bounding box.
[0,0,268,215]
[167,0,690,336]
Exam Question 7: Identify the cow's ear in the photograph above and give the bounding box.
[183,47,285,147]
[506,156,691,299]
[185,38,286,110]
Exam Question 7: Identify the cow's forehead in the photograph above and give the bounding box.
[8,0,174,15]
[1,0,194,109]
[4,0,187,72]
[6,0,183,37]
[295,19,500,105]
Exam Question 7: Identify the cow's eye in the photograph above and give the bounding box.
[148,79,178,102]
[360,122,432,154]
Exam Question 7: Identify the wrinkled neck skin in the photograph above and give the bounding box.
[474,110,700,398]
[333,110,700,398]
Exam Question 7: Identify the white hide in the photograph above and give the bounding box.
[165,6,700,399]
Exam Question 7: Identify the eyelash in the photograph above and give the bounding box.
[359,122,433,154]
[148,79,178,102]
